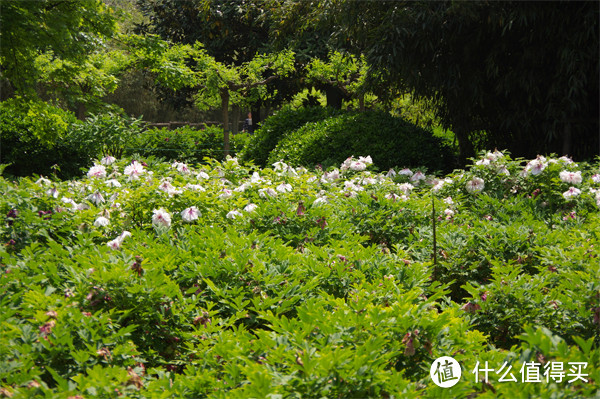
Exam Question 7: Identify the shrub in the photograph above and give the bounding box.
[239,106,343,167]
[130,126,249,164]
[70,110,143,159]
[268,110,454,173]
[0,98,87,178]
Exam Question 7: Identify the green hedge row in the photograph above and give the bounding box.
[130,126,250,164]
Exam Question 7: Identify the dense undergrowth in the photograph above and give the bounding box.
[0,152,598,398]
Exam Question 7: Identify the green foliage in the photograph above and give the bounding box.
[0,98,91,178]
[240,105,343,167]
[326,1,599,161]
[130,126,250,163]
[268,110,454,172]
[71,110,143,159]
[0,0,117,96]
[305,50,369,105]
[1,153,599,397]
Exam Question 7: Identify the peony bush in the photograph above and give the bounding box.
[0,151,598,398]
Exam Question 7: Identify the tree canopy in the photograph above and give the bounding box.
[0,0,117,96]
[326,1,599,161]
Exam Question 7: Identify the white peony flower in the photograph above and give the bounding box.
[250,172,262,183]
[185,184,206,191]
[397,183,414,195]
[358,156,373,165]
[219,189,233,199]
[87,191,105,206]
[47,188,59,198]
[36,177,52,186]
[410,171,426,184]
[385,193,400,201]
[105,179,122,188]
[226,209,242,219]
[312,196,328,206]
[94,216,110,227]
[87,164,107,178]
[349,161,367,171]
[101,156,116,165]
[272,161,288,172]
[107,230,131,250]
[197,171,210,180]
[558,156,574,164]
[181,206,200,222]
[276,183,293,193]
[234,183,249,192]
[244,203,258,213]
[562,187,581,200]
[465,177,485,194]
[258,188,278,198]
[172,161,190,174]
[525,157,547,176]
[559,170,582,185]
[124,161,145,180]
[152,208,171,228]
[398,168,413,177]
[340,157,353,170]
[321,169,340,182]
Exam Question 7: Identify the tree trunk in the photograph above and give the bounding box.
[251,106,261,130]
[454,127,475,167]
[221,88,230,157]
